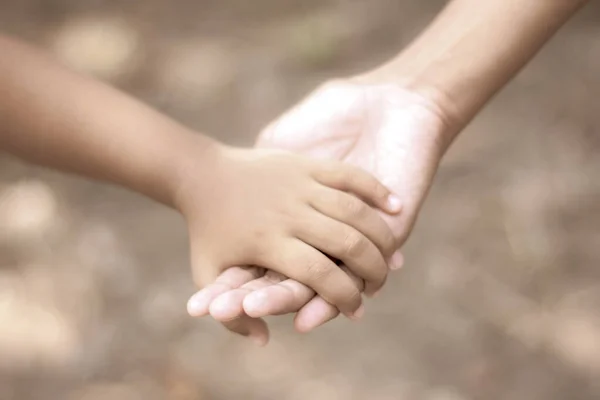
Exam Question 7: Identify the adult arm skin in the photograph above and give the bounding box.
[360,0,590,142]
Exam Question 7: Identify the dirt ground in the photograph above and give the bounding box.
[1,1,600,399]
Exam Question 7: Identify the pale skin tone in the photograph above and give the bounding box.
[189,0,591,344]
[0,36,406,321]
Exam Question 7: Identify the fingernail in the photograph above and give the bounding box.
[386,194,402,213]
[187,293,209,316]
[244,292,269,316]
[350,305,365,321]
[389,250,404,270]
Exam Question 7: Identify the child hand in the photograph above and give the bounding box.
[176,146,401,318]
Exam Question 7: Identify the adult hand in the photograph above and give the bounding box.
[187,79,455,344]
[187,0,588,345]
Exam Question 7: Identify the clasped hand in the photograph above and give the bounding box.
[187,80,449,345]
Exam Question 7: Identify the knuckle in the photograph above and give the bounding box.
[342,231,368,257]
[328,167,347,186]
[313,161,336,179]
[338,193,365,217]
[321,162,350,185]
[305,258,332,281]
[342,169,357,186]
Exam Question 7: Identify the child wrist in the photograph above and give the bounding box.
[169,134,228,214]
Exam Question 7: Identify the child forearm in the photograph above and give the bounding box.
[0,36,405,318]
[0,35,216,207]
[362,0,589,139]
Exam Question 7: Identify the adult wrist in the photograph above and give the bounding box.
[352,68,465,152]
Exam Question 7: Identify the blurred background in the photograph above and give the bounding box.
[0,1,599,399]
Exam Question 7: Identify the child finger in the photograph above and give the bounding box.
[260,240,364,319]
[243,279,315,318]
[310,161,402,214]
[293,266,363,332]
[294,211,388,297]
[309,186,396,256]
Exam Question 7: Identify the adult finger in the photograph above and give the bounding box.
[208,270,287,321]
[221,316,270,347]
[187,266,264,317]
[294,296,339,333]
[243,279,316,318]
[198,268,272,346]
[208,271,288,346]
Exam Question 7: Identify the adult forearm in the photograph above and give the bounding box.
[363,0,589,141]
[0,36,216,207]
